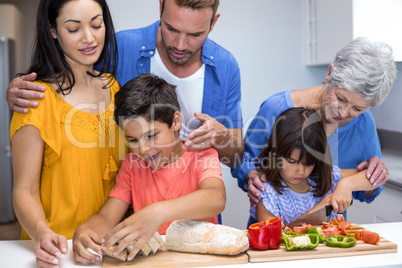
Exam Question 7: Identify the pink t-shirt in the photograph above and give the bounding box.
[109,148,224,234]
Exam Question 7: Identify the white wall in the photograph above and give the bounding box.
[107,0,328,229]
[0,0,40,72]
[371,63,402,133]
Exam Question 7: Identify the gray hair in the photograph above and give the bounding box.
[325,37,397,107]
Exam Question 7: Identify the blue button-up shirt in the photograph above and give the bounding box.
[112,21,242,129]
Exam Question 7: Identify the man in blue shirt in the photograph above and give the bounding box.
[6,0,244,167]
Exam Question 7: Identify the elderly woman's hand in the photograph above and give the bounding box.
[247,170,267,207]
[357,156,388,188]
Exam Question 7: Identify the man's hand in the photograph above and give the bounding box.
[357,156,388,188]
[246,170,267,207]
[6,72,46,113]
[183,112,229,151]
[183,112,243,167]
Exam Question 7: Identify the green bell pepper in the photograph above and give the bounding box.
[325,235,357,248]
[306,227,326,243]
[284,234,319,251]
[281,231,305,245]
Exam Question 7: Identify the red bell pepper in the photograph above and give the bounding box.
[248,217,282,250]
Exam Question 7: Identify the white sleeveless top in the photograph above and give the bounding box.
[150,48,205,140]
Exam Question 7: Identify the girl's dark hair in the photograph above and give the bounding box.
[114,73,181,127]
[21,0,118,95]
[256,107,333,197]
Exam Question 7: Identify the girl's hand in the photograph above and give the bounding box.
[34,232,68,268]
[247,170,267,207]
[103,206,163,261]
[73,226,103,265]
[330,182,353,213]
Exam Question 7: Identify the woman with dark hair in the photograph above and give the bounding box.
[254,108,377,225]
[10,0,122,267]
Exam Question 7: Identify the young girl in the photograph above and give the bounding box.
[254,108,378,225]
[10,0,121,267]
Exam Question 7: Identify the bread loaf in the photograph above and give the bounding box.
[103,244,128,261]
[165,220,249,255]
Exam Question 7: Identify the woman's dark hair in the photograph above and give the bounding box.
[114,73,181,127]
[256,108,333,197]
[21,0,118,95]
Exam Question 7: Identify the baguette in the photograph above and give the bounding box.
[103,244,128,261]
[165,220,249,255]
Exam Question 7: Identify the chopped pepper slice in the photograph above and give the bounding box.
[325,235,357,248]
[284,234,319,251]
[248,217,282,250]
[306,227,326,243]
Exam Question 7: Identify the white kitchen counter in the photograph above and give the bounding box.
[1,222,401,268]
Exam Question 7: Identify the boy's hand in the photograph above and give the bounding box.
[73,226,103,265]
[34,231,68,268]
[184,112,229,151]
[6,72,46,114]
[103,206,162,261]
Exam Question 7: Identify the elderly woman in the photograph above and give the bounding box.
[232,37,397,226]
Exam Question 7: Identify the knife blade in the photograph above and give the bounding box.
[285,199,353,229]
[286,205,333,229]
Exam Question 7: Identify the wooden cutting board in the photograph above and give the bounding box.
[247,225,397,263]
[103,250,248,267]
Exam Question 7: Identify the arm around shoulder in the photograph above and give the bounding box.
[6,73,46,113]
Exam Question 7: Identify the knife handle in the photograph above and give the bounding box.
[325,204,333,217]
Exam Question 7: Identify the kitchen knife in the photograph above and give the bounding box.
[285,199,353,229]
[286,205,333,229]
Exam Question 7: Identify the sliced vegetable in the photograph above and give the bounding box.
[325,235,357,248]
[248,217,282,250]
[283,226,292,232]
[322,227,340,237]
[354,230,361,240]
[337,214,345,222]
[284,234,319,251]
[340,226,347,236]
[322,222,337,229]
[361,229,380,245]
[306,227,326,243]
[293,225,307,234]
[281,230,304,245]
[338,221,351,230]
[333,217,340,226]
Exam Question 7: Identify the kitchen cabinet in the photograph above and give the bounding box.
[347,148,402,224]
[305,0,402,66]
[347,185,402,224]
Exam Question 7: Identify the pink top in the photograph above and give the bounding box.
[109,148,224,234]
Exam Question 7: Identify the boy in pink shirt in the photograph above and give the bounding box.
[73,73,226,263]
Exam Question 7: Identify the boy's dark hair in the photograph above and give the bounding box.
[114,73,181,127]
[256,107,333,197]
